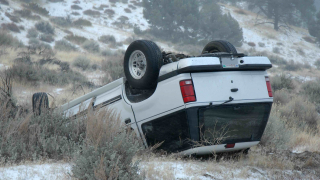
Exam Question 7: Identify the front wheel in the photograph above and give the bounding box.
[124,40,162,89]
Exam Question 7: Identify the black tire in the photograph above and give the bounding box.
[201,40,237,54]
[124,40,162,89]
[32,92,49,116]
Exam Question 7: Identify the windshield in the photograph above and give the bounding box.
[199,103,272,144]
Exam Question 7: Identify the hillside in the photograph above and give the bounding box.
[1,0,320,179]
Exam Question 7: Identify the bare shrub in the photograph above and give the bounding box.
[83,9,101,16]
[73,18,92,27]
[71,4,82,10]
[273,47,280,54]
[1,23,20,33]
[296,48,305,56]
[27,28,38,38]
[5,12,21,23]
[301,80,320,104]
[124,8,132,13]
[71,11,80,16]
[82,40,100,53]
[50,16,72,27]
[65,34,88,45]
[98,35,116,45]
[234,9,247,15]
[14,9,41,20]
[73,56,91,70]
[279,97,319,130]
[101,56,124,83]
[258,42,265,47]
[284,60,302,71]
[93,4,109,10]
[39,34,54,43]
[271,74,295,92]
[128,4,136,10]
[55,40,77,52]
[35,21,55,35]
[314,59,320,69]
[273,89,291,105]
[104,9,115,17]
[25,3,49,16]
[0,0,9,5]
[247,42,256,47]
[72,109,142,179]
[303,36,315,44]
[277,42,283,46]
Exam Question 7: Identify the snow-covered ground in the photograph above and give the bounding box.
[0,163,72,180]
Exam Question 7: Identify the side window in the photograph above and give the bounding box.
[141,111,191,152]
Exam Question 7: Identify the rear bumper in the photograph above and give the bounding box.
[180,141,259,155]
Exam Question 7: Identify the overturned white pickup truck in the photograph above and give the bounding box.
[32,40,273,155]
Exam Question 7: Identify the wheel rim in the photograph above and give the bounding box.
[129,50,147,79]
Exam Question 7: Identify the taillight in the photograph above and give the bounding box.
[225,144,235,148]
[265,76,273,97]
[180,80,196,103]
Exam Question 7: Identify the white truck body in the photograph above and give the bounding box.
[60,56,273,155]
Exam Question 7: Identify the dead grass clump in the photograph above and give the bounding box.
[27,28,38,38]
[1,23,20,33]
[284,60,302,71]
[101,55,124,83]
[303,36,316,44]
[0,31,22,48]
[73,56,91,70]
[276,42,283,46]
[73,18,92,27]
[64,34,88,45]
[104,9,115,17]
[83,9,101,16]
[247,42,255,47]
[98,35,116,45]
[25,3,49,16]
[71,4,82,10]
[234,9,247,15]
[301,80,320,104]
[273,89,291,105]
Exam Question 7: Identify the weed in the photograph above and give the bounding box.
[296,48,305,56]
[234,9,247,15]
[314,59,320,69]
[124,8,132,13]
[301,80,320,104]
[303,36,315,44]
[284,60,302,71]
[5,12,21,23]
[14,9,41,20]
[258,42,265,47]
[247,42,255,47]
[0,0,9,5]
[128,4,137,10]
[71,11,80,16]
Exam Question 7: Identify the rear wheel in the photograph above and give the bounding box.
[124,40,162,89]
[202,40,237,54]
[32,92,49,115]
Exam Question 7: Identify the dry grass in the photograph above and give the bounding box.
[55,51,103,64]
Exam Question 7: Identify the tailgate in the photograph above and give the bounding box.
[191,71,270,103]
